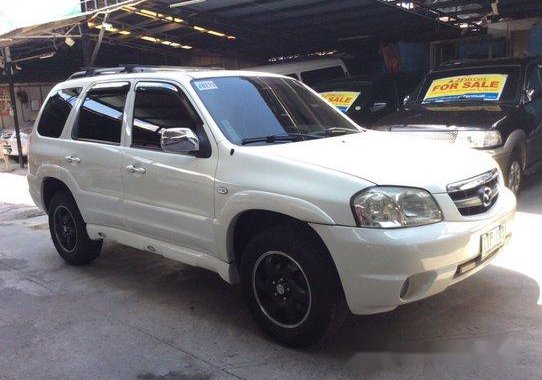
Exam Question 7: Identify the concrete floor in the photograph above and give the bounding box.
[1,162,541,380]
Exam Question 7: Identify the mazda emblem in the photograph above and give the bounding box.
[479,186,493,207]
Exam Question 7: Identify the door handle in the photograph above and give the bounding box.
[65,155,81,164]
[126,164,146,174]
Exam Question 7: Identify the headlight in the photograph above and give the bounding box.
[351,187,442,228]
[455,130,502,149]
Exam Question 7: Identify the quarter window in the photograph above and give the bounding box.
[74,82,129,144]
[131,83,201,150]
[37,88,81,138]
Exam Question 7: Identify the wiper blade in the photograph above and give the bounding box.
[241,133,320,145]
[313,127,361,136]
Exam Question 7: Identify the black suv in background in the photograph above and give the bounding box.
[372,57,542,194]
[313,73,422,127]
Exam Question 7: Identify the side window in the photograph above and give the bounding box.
[37,88,81,138]
[300,66,346,86]
[74,82,130,144]
[132,82,201,150]
[370,79,396,111]
[526,63,542,92]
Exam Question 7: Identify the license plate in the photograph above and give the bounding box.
[2,145,11,155]
[481,225,506,260]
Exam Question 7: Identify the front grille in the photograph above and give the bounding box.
[1,132,12,139]
[389,129,458,143]
[447,169,499,216]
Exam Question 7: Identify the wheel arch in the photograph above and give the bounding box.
[42,176,75,213]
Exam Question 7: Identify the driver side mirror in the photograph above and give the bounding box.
[160,128,199,154]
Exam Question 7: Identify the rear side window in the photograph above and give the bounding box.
[37,88,81,138]
[74,82,130,144]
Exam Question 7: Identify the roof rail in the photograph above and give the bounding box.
[68,65,222,80]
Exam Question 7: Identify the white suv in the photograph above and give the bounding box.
[28,66,516,347]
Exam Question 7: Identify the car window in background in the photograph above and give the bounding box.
[300,66,346,86]
[131,83,200,150]
[417,66,521,104]
[192,76,359,145]
[37,88,81,138]
[370,78,397,111]
[526,63,542,93]
[74,83,130,144]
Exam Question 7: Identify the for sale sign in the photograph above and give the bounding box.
[423,74,508,103]
[320,91,360,112]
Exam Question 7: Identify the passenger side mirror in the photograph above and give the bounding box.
[160,128,199,154]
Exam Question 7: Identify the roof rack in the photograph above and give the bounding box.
[68,65,221,80]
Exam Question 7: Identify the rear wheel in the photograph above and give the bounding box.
[48,191,102,265]
[240,224,347,347]
[505,152,522,195]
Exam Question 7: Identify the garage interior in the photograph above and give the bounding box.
[1,0,542,154]
[0,1,542,379]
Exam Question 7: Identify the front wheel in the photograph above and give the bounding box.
[505,152,523,195]
[240,225,347,347]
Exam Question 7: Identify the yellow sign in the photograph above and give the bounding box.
[320,91,360,112]
[423,74,508,103]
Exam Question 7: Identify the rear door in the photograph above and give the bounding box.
[121,81,217,254]
[66,81,130,228]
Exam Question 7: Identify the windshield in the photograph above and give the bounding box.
[415,66,521,105]
[191,76,361,145]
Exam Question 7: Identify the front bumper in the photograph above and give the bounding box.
[310,188,516,315]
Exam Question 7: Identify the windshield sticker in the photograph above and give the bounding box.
[194,80,218,91]
[422,74,508,103]
[319,91,361,112]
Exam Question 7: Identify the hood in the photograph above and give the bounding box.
[373,103,515,131]
[252,131,498,193]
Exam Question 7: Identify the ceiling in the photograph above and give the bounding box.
[2,0,541,65]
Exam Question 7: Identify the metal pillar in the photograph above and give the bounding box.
[3,48,24,169]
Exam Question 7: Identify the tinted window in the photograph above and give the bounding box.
[416,66,521,104]
[132,83,200,150]
[526,63,542,92]
[75,83,129,144]
[370,79,396,110]
[300,66,345,86]
[37,88,81,138]
[192,76,359,145]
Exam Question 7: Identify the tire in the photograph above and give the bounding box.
[505,151,523,195]
[48,190,102,265]
[240,224,348,347]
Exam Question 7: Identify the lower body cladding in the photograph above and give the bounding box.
[310,189,516,315]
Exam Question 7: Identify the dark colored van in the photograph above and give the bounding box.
[372,57,542,194]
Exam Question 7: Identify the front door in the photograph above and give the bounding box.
[121,81,217,255]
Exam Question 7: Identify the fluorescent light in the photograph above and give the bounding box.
[170,0,206,8]
[140,36,159,43]
[207,30,225,37]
